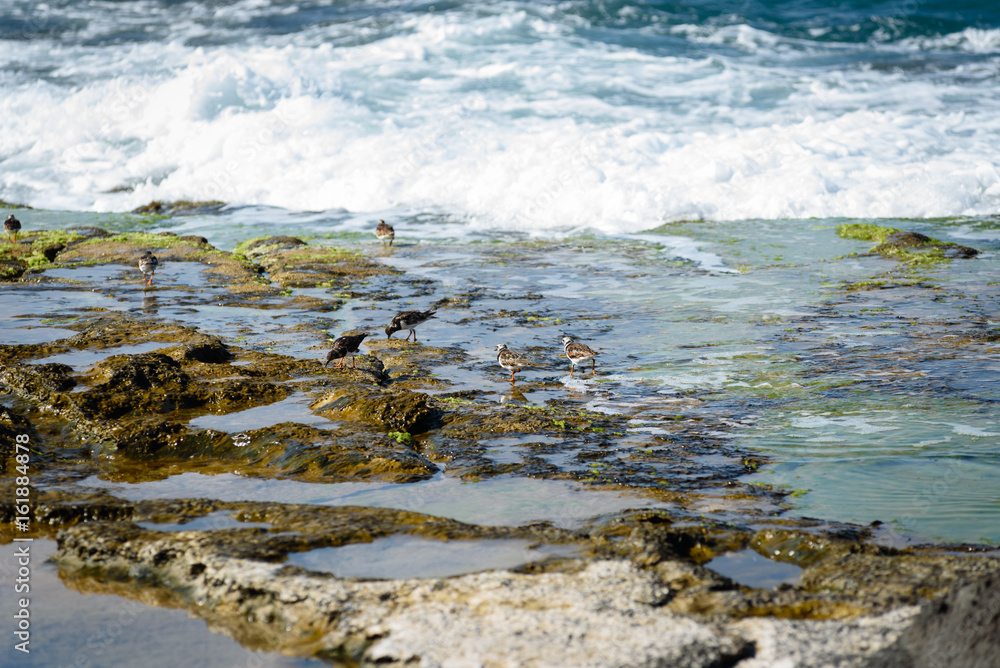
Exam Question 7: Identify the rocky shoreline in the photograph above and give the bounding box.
[2,218,999,666]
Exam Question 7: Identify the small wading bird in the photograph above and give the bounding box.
[138,250,158,286]
[5,214,21,243]
[495,343,537,383]
[375,219,395,247]
[561,336,599,374]
[325,333,369,369]
[385,309,437,341]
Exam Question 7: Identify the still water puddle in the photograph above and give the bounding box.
[189,394,334,431]
[287,535,581,579]
[44,261,213,289]
[705,549,803,589]
[136,510,272,532]
[28,341,168,369]
[0,326,78,345]
[43,263,136,283]
[81,471,668,528]
[481,435,565,465]
[0,541,320,668]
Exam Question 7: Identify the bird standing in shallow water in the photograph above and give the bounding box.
[561,336,599,374]
[385,309,437,341]
[325,333,369,369]
[495,343,537,383]
[375,219,395,247]
[5,214,21,243]
[138,250,158,286]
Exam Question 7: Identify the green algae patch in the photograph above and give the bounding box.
[837,224,978,266]
[836,224,979,291]
[232,235,307,260]
[0,228,86,279]
[836,223,899,244]
[242,236,402,289]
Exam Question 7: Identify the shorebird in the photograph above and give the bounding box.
[495,343,537,383]
[375,219,395,247]
[325,333,369,369]
[385,309,437,341]
[138,250,158,286]
[4,214,21,243]
[561,336,599,374]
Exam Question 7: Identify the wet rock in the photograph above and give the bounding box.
[873,231,979,259]
[751,528,849,568]
[66,226,111,239]
[0,362,77,394]
[227,423,438,482]
[0,484,136,534]
[0,408,32,475]
[234,235,307,260]
[39,242,64,262]
[601,513,749,567]
[1,229,89,277]
[237,237,400,288]
[312,386,439,434]
[837,223,979,263]
[204,379,289,411]
[0,257,28,280]
[103,418,194,457]
[132,199,226,216]
[91,352,188,389]
[75,353,195,419]
[164,337,234,364]
[801,548,1000,609]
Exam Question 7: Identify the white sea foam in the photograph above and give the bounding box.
[2,6,1000,233]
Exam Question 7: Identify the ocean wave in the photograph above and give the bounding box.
[2,1,999,230]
